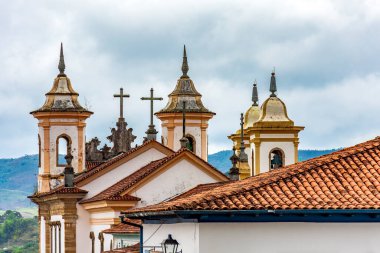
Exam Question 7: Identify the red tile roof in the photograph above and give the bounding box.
[80,148,227,204]
[125,137,380,214]
[169,181,232,201]
[104,243,140,253]
[75,140,173,184]
[85,160,104,170]
[29,186,88,198]
[102,220,141,234]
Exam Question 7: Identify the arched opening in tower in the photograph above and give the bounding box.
[269,148,284,169]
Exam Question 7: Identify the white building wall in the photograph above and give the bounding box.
[199,222,380,253]
[259,141,295,173]
[81,148,167,199]
[40,216,46,253]
[76,204,91,253]
[132,159,220,207]
[143,223,199,253]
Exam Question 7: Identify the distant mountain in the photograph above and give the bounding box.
[0,149,339,210]
[208,149,340,173]
[0,155,38,210]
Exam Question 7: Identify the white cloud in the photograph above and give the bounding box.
[1,0,380,157]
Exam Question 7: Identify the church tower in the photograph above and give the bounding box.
[229,71,304,178]
[31,44,92,192]
[156,46,215,160]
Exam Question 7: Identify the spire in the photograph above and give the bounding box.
[58,43,66,77]
[252,80,259,106]
[228,146,240,181]
[270,68,277,97]
[239,113,248,162]
[181,45,189,78]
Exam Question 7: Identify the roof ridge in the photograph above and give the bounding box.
[74,140,173,184]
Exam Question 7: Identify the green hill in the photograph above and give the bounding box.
[0,155,38,211]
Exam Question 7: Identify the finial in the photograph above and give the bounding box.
[229,146,240,181]
[181,45,189,78]
[63,150,74,187]
[239,113,248,162]
[58,43,66,77]
[270,68,277,97]
[252,80,259,106]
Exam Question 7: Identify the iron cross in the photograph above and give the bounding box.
[141,88,163,126]
[114,88,130,119]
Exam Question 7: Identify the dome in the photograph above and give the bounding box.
[244,105,260,129]
[254,96,294,127]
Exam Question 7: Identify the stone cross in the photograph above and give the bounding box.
[114,88,130,119]
[141,88,163,128]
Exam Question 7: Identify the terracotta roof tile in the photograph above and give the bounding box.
[80,148,227,204]
[104,243,140,253]
[29,186,88,198]
[85,160,104,170]
[125,137,380,214]
[102,220,141,234]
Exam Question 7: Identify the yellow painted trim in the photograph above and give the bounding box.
[254,144,260,176]
[256,137,298,142]
[32,111,92,120]
[78,126,84,173]
[43,126,50,174]
[167,126,174,149]
[81,200,137,212]
[294,140,299,162]
[201,128,207,161]
[90,218,120,225]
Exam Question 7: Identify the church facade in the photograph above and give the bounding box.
[29,45,228,253]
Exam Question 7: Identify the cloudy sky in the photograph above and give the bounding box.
[1,0,380,158]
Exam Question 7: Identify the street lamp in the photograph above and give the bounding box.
[161,234,179,253]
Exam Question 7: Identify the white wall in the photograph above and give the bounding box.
[76,204,91,253]
[40,216,46,253]
[199,222,380,253]
[81,147,167,199]
[131,159,220,207]
[143,223,199,253]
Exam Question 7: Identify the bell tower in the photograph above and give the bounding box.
[31,44,92,192]
[228,72,304,178]
[156,46,215,160]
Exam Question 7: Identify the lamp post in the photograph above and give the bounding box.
[161,234,179,253]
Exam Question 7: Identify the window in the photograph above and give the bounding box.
[185,135,195,153]
[269,148,284,169]
[56,135,71,166]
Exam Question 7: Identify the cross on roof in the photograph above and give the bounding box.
[141,88,163,140]
[114,88,130,119]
